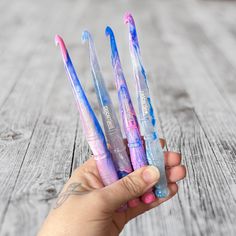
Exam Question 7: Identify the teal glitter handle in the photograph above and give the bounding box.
[124,13,168,198]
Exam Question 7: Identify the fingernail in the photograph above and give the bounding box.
[141,192,156,204]
[142,166,160,184]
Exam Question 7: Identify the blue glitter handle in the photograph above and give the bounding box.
[82,30,132,178]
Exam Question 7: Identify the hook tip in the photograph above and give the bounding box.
[81,30,91,44]
[124,12,134,25]
[54,34,67,61]
[105,26,113,37]
[54,34,62,46]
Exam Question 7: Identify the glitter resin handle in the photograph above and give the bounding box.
[145,134,168,197]
[82,31,132,178]
[105,26,148,170]
[55,35,118,186]
[124,13,168,197]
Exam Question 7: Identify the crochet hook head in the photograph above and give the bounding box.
[82,30,101,74]
[105,26,121,67]
[55,34,68,63]
[81,30,92,43]
[124,12,140,52]
[124,14,147,84]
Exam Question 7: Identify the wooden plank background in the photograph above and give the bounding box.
[0,0,235,235]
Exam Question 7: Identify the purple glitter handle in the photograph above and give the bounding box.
[105,27,147,170]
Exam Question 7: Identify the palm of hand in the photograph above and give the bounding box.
[62,139,186,235]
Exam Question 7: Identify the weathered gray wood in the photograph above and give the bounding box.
[0,1,92,235]
[154,0,236,174]
[198,0,236,39]
[0,0,236,235]
[0,0,53,108]
[151,1,236,234]
[157,0,236,187]
[0,0,87,234]
[181,0,236,114]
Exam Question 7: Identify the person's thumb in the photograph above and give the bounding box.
[99,166,160,211]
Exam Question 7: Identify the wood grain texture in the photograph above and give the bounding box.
[0,0,55,108]
[0,0,235,235]
[0,1,89,235]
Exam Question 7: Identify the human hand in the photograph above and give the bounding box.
[38,139,186,236]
